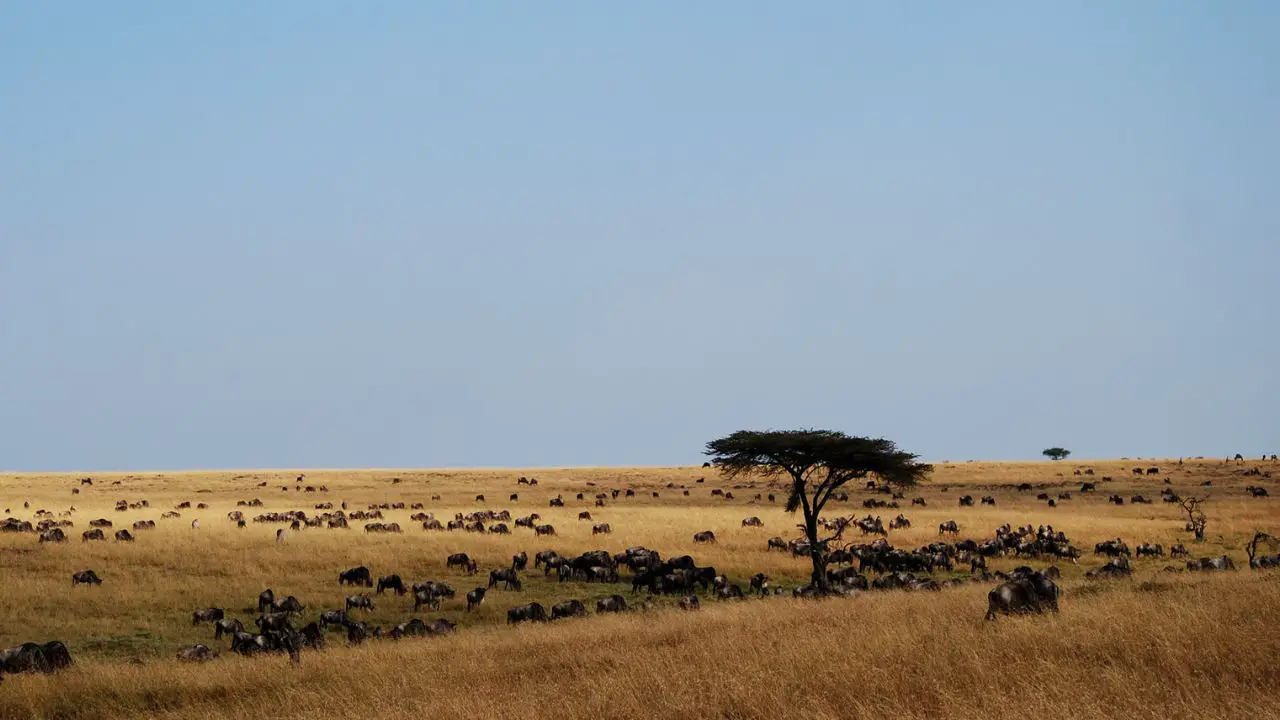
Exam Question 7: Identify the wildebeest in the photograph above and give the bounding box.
[276,595,304,614]
[512,551,528,571]
[1136,543,1164,558]
[319,610,350,629]
[938,520,959,536]
[767,536,788,551]
[693,530,717,544]
[985,567,1059,620]
[345,594,375,611]
[742,516,763,527]
[258,589,275,613]
[507,602,548,624]
[71,569,102,586]
[958,495,974,506]
[255,612,294,634]
[551,599,587,619]
[1109,494,1124,505]
[0,641,74,674]
[980,496,996,506]
[214,618,244,639]
[192,608,225,625]
[489,568,520,590]
[716,584,746,600]
[534,524,557,536]
[679,594,700,610]
[114,529,135,542]
[176,644,217,662]
[466,587,486,612]
[749,573,769,595]
[447,553,478,573]
[578,511,592,521]
[338,566,374,587]
[592,523,612,535]
[1086,556,1132,580]
[1186,555,1235,572]
[81,528,105,542]
[1247,486,1270,498]
[596,594,628,613]
[377,574,406,595]
[38,528,66,543]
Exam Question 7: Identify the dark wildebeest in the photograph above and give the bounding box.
[1136,543,1164,559]
[512,552,529,571]
[535,524,556,536]
[693,530,717,544]
[985,568,1059,620]
[466,587,486,612]
[742,516,763,527]
[258,589,276,613]
[114,529,135,542]
[551,599,587,620]
[192,608,225,625]
[447,553,477,573]
[679,594,700,610]
[81,528,105,542]
[767,536,788,551]
[1186,555,1235,572]
[489,568,519,590]
[749,573,769,595]
[71,569,102,586]
[507,602,548,624]
[980,496,996,506]
[319,610,350,629]
[255,612,294,633]
[1109,495,1125,505]
[578,511,592,521]
[958,495,974,506]
[1085,556,1133,580]
[276,595,304,614]
[39,528,66,543]
[377,574,406,595]
[717,584,746,600]
[596,594,628,613]
[214,618,244,639]
[345,594,375,612]
[938,520,959,536]
[0,641,74,674]
[592,523,612,535]
[338,566,374,587]
[1080,482,1096,492]
[176,644,216,662]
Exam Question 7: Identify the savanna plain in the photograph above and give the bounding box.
[1,458,1278,720]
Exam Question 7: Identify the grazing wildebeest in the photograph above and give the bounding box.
[192,608,225,625]
[596,594,628,613]
[679,594,700,610]
[938,520,959,536]
[535,524,557,536]
[1186,555,1235,572]
[1247,486,1270,498]
[1136,543,1164,558]
[255,612,294,633]
[693,530,717,544]
[749,573,769,595]
[377,574,406,595]
[447,553,478,573]
[345,594,375,612]
[958,495,974,506]
[319,610,350,629]
[81,528,105,542]
[716,584,746,600]
[466,587,486,612]
[1086,556,1133,580]
[114,529,135,542]
[1170,543,1189,558]
[592,523,612,535]
[1109,494,1125,505]
[36,528,65,543]
[338,566,374,587]
[578,511,592,521]
[741,516,763,527]
[552,599,587,619]
[71,569,102,586]
[1080,482,1096,492]
[767,536,788,551]
[257,589,275,613]
[489,568,520,590]
[214,618,244,639]
[980,496,996,506]
[1131,495,1152,504]
[276,596,304,614]
[176,644,216,662]
[507,602,548,624]
[985,568,1059,620]
[512,551,529,571]
[0,641,74,675]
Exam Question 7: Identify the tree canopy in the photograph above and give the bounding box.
[705,429,931,591]
[1042,447,1071,461]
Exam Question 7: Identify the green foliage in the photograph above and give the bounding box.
[1042,447,1071,461]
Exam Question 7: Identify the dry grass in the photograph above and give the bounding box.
[1,458,1277,719]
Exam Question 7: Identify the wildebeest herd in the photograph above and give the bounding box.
[0,458,1276,681]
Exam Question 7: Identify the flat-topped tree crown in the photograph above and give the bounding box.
[704,429,931,592]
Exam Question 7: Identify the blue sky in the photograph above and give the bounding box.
[1,3,1277,470]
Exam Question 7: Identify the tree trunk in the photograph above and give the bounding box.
[804,510,829,592]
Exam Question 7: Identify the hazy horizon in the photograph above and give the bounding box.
[2,3,1277,471]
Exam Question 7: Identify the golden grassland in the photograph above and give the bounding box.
[1,458,1277,719]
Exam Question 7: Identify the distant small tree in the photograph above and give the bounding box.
[1179,496,1208,542]
[1042,447,1071,461]
[705,429,931,593]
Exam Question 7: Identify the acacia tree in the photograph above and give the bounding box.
[1042,447,1071,461]
[1179,496,1208,542]
[704,429,931,593]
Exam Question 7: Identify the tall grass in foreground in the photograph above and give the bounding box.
[2,572,1277,720]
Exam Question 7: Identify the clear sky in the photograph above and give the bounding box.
[1,3,1276,471]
